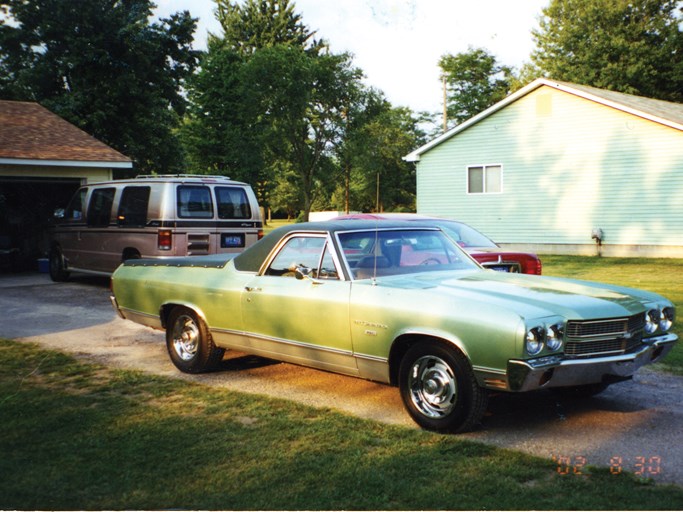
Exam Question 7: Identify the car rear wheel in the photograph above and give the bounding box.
[49,246,70,282]
[399,341,488,433]
[166,307,225,373]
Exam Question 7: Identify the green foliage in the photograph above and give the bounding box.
[0,0,200,173]
[439,47,515,127]
[531,0,683,102]
[213,0,323,55]
[183,0,391,220]
[340,94,424,212]
[2,339,683,510]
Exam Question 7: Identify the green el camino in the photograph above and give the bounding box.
[110,219,677,433]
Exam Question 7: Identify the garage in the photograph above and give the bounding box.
[0,100,132,271]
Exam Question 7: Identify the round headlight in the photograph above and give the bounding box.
[526,327,544,355]
[659,307,674,332]
[645,309,659,335]
[547,324,563,351]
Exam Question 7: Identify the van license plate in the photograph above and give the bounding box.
[221,234,245,248]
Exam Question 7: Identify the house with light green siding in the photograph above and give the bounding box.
[405,78,683,258]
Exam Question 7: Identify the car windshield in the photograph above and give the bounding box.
[337,229,479,280]
[438,221,498,248]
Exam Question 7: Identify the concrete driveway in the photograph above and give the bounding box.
[2,272,682,487]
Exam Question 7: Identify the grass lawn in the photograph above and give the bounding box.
[1,339,683,510]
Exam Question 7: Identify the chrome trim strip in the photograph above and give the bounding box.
[210,327,354,358]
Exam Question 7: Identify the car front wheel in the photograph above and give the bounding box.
[166,307,225,373]
[399,341,488,433]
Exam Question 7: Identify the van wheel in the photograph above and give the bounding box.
[166,307,225,373]
[399,341,488,433]
[49,247,70,282]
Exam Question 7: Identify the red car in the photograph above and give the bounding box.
[336,213,542,275]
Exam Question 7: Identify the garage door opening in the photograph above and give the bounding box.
[0,177,82,272]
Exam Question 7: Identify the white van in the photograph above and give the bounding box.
[49,175,263,281]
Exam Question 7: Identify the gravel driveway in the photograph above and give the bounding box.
[3,272,682,487]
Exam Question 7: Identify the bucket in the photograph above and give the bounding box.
[37,258,49,273]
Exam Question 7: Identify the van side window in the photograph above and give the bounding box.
[118,186,150,227]
[65,188,87,221]
[87,188,115,227]
[215,186,251,219]
[177,186,213,218]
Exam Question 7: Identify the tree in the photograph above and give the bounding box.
[242,45,363,221]
[212,0,323,55]
[335,89,424,213]
[0,0,200,173]
[183,0,366,221]
[531,0,683,102]
[439,47,514,127]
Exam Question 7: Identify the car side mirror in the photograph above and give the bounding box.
[53,208,65,220]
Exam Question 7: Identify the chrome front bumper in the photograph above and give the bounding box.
[507,333,678,392]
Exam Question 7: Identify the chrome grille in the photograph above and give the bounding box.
[564,313,645,358]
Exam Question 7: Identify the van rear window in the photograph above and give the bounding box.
[177,186,213,218]
[215,186,251,219]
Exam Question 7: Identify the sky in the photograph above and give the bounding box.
[154,0,549,114]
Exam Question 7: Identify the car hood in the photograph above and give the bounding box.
[374,270,658,321]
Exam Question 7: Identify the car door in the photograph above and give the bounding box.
[240,233,357,376]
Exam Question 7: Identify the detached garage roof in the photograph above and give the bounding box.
[0,100,132,168]
[405,78,683,162]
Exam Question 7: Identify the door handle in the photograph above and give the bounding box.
[244,286,262,292]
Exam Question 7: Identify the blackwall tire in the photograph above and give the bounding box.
[399,341,488,433]
[166,307,225,373]
[49,247,70,282]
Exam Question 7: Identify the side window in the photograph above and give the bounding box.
[177,186,213,218]
[87,188,115,227]
[117,186,150,227]
[467,164,502,194]
[64,188,87,221]
[215,186,251,219]
[265,236,338,279]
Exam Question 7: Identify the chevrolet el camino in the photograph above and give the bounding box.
[110,220,677,432]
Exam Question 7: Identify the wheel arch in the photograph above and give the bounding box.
[159,301,209,330]
[121,247,142,262]
[388,331,470,386]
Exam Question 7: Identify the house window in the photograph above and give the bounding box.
[468,165,502,194]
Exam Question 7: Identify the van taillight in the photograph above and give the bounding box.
[258,229,264,240]
[158,229,172,250]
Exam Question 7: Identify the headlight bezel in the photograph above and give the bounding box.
[644,307,675,335]
[525,327,544,356]
[525,322,565,356]
[645,309,659,335]
[659,307,675,332]
[546,324,564,351]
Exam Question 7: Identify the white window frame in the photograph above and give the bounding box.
[466,164,503,194]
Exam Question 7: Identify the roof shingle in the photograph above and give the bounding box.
[0,100,132,164]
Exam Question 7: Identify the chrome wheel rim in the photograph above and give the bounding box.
[172,314,199,361]
[408,355,457,418]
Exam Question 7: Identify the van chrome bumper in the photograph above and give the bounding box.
[507,333,678,392]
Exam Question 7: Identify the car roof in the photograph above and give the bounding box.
[233,219,442,273]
